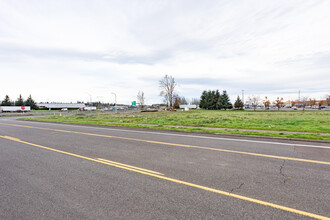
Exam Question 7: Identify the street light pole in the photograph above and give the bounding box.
[111,92,117,113]
[242,89,244,108]
[86,93,92,104]
[111,92,117,105]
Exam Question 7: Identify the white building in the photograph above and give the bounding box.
[37,103,85,110]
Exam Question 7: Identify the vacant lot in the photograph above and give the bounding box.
[23,110,330,140]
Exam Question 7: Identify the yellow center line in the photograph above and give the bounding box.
[1,122,330,166]
[95,158,164,175]
[0,135,329,220]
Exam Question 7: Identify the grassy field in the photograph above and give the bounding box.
[22,110,330,140]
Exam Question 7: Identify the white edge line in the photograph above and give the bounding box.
[5,119,330,149]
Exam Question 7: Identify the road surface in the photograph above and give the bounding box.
[0,117,329,219]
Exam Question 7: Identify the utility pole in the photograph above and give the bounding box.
[111,92,117,113]
[111,92,117,105]
[289,96,291,107]
[242,90,244,107]
[86,93,92,104]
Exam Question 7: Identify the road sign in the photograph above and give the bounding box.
[131,101,136,106]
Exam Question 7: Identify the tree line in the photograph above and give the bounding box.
[157,75,329,111]
[199,90,244,110]
[1,94,38,109]
[157,75,244,110]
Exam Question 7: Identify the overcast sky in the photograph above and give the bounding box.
[0,0,329,104]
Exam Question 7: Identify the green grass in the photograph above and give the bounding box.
[21,110,330,140]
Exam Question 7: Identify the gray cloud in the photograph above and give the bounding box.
[0,0,329,103]
[177,77,329,97]
[0,43,173,65]
[277,51,330,69]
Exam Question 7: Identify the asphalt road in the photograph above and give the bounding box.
[0,117,329,220]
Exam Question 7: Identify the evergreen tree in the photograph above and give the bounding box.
[234,96,244,110]
[208,90,216,109]
[216,94,224,109]
[213,90,220,110]
[199,90,208,109]
[15,94,24,106]
[200,90,213,109]
[209,90,216,110]
[217,90,232,110]
[1,95,12,106]
[173,97,180,109]
[200,90,232,110]
[25,94,38,109]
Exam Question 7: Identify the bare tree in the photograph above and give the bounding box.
[248,95,260,111]
[159,75,177,108]
[273,97,284,110]
[179,96,188,105]
[263,96,270,110]
[191,98,200,106]
[309,98,317,108]
[172,95,188,109]
[137,91,145,109]
[173,94,188,106]
[318,100,325,109]
[301,96,309,110]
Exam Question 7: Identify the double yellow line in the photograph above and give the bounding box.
[0,135,329,220]
[1,122,330,166]
[95,158,164,176]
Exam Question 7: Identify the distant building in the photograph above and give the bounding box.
[37,103,85,110]
[284,100,292,107]
[179,104,197,109]
[152,104,167,109]
[0,106,31,112]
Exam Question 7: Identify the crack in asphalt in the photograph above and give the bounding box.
[279,160,291,184]
[230,183,244,194]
